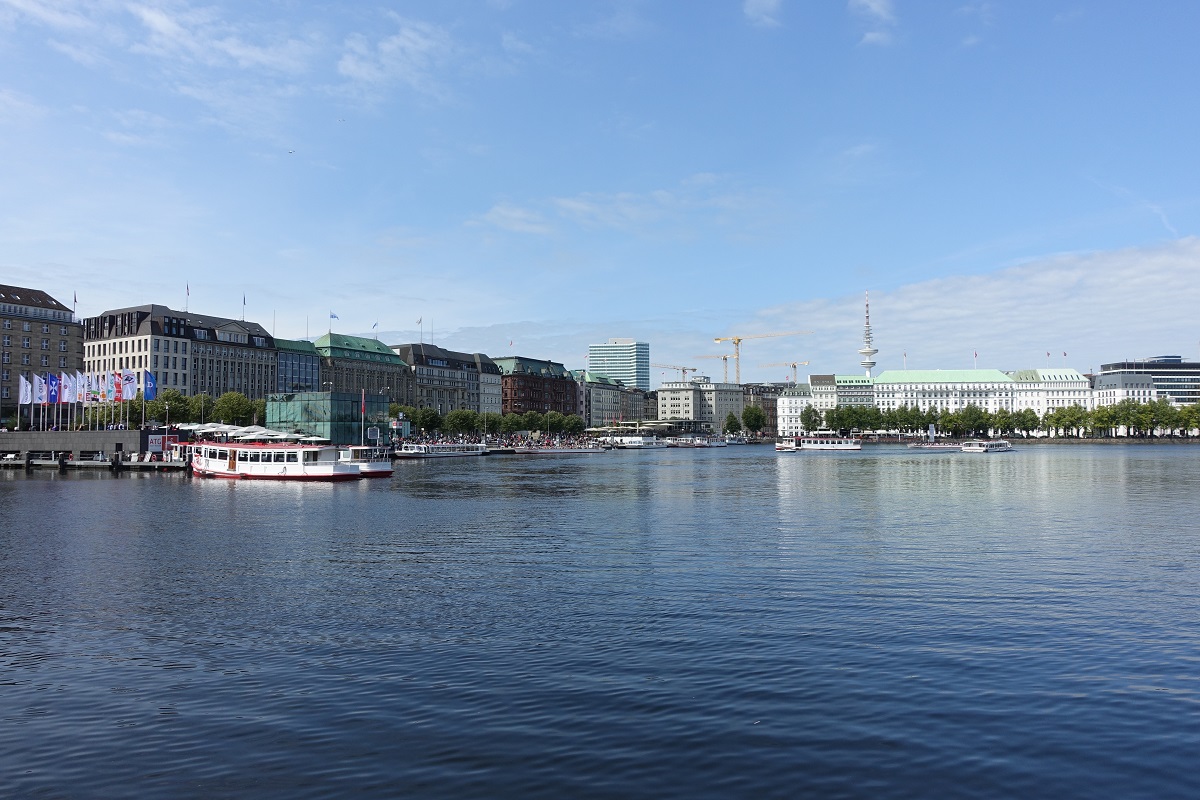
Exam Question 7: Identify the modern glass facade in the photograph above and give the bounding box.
[267,391,392,445]
[275,338,320,393]
[587,338,650,393]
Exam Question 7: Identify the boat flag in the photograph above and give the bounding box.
[144,370,158,401]
[19,374,32,405]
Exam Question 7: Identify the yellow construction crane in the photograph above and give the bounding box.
[713,331,812,383]
[651,363,697,381]
[759,361,810,384]
[695,354,734,383]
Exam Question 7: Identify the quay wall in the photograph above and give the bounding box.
[0,430,147,459]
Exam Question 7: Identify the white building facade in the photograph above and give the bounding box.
[776,384,814,437]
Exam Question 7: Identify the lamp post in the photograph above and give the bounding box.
[165,402,170,429]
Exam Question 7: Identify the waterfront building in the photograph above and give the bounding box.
[315,333,414,406]
[656,375,744,434]
[84,304,275,399]
[1008,368,1093,415]
[587,338,650,393]
[742,383,781,438]
[808,374,876,410]
[492,356,579,416]
[1092,372,1157,406]
[0,284,84,427]
[266,391,391,446]
[872,369,1015,413]
[572,370,628,428]
[776,384,815,437]
[1098,356,1200,407]
[275,338,321,393]
[390,343,497,414]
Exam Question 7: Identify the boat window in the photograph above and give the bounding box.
[217,450,228,460]
[248,452,260,462]
[274,452,286,462]
[238,451,249,461]
[286,452,298,462]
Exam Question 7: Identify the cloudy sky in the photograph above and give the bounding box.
[2,1,1198,386]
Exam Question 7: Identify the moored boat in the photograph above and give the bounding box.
[339,445,394,477]
[775,438,799,452]
[960,439,1013,453]
[185,441,361,481]
[395,443,488,458]
[607,435,669,449]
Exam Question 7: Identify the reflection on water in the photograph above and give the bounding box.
[1,445,1199,798]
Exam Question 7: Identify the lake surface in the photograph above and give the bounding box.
[2,444,1199,798]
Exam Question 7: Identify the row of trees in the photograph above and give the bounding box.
[392,405,588,436]
[82,389,265,428]
[809,398,1200,438]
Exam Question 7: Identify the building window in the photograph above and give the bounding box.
[21,354,29,365]
[41,324,49,333]
[58,341,67,351]
[59,357,67,368]
[22,322,31,332]
[22,337,30,348]
[40,355,49,367]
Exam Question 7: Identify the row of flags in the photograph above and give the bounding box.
[17,370,158,405]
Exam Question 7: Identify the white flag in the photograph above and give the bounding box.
[75,370,86,403]
[122,369,137,399]
[60,373,73,404]
[19,374,32,405]
[33,373,47,404]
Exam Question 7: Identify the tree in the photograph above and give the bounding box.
[189,392,215,424]
[991,408,1015,437]
[412,407,442,433]
[723,412,742,434]
[443,409,479,434]
[146,388,189,426]
[1015,408,1039,438]
[522,411,545,432]
[480,412,504,436]
[544,411,566,433]
[499,413,524,434]
[252,399,266,426]
[800,406,823,433]
[392,404,417,421]
[562,414,586,435]
[741,405,767,436]
[959,404,990,438]
[213,392,254,426]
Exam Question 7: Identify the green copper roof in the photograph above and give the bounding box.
[874,369,1014,384]
[274,337,319,355]
[314,333,403,363]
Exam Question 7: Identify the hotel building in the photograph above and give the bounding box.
[587,338,650,393]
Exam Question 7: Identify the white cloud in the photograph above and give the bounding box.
[480,203,553,235]
[337,17,456,99]
[849,0,897,46]
[743,0,782,28]
[750,239,1200,378]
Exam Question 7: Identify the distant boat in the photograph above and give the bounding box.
[395,443,488,458]
[908,423,959,451]
[339,445,394,477]
[186,441,361,481]
[961,439,1013,453]
[799,435,862,451]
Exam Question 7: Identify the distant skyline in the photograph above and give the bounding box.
[3,2,1199,386]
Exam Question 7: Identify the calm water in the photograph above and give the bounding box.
[2,444,1198,798]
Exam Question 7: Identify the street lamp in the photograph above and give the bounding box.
[165,402,170,429]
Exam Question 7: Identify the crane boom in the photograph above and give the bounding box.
[694,354,733,383]
[651,363,697,381]
[712,330,812,383]
[759,360,810,383]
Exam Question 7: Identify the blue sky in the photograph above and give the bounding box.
[2,1,1199,386]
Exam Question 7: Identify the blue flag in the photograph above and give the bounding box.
[144,370,157,401]
[330,311,339,320]
[47,373,60,404]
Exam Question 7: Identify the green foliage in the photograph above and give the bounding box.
[392,404,417,421]
[741,404,767,435]
[189,393,215,423]
[443,409,480,434]
[500,412,524,434]
[411,407,442,432]
[562,414,586,435]
[145,388,189,425]
[799,405,823,433]
[544,411,566,433]
[480,413,504,434]
[723,412,742,434]
[212,392,255,426]
[252,399,266,426]
[522,411,545,432]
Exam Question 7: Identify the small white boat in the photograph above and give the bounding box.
[775,438,799,452]
[907,441,962,451]
[800,435,862,451]
[960,439,1013,453]
[185,441,361,481]
[339,445,394,477]
[395,443,488,458]
[609,436,669,449]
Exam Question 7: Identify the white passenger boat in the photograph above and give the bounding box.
[395,443,488,458]
[799,435,862,451]
[609,435,669,449]
[960,439,1013,453]
[185,441,362,481]
[907,424,959,450]
[339,445,394,477]
[775,438,799,452]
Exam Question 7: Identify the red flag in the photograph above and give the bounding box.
[361,388,365,414]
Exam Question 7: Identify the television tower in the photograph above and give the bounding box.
[858,291,878,377]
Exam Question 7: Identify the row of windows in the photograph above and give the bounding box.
[1,352,70,368]
[1,320,72,334]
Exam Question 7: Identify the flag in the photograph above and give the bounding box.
[144,370,158,401]
[187,283,190,297]
[75,370,86,403]
[59,373,72,404]
[974,350,978,358]
[372,321,378,331]
[47,373,60,404]
[330,311,339,320]
[1046,351,1050,358]
[1063,352,1067,358]
[34,373,47,404]
[113,371,122,402]
[122,369,137,400]
[19,374,32,405]
[361,388,366,415]
[416,317,422,325]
